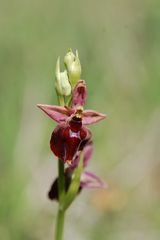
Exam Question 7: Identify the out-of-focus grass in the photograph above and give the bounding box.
[0,0,160,239]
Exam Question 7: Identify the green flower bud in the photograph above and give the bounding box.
[55,57,71,96]
[64,49,75,71]
[64,49,81,89]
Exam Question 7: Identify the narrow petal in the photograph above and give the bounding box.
[80,171,107,189]
[37,104,73,123]
[72,80,87,108]
[82,110,106,125]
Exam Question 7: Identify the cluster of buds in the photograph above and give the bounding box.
[37,49,107,203]
[55,49,81,97]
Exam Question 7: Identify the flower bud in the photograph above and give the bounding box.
[64,49,81,89]
[64,49,75,70]
[55,57,71,96]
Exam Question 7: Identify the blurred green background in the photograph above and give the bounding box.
[0,0,160,239]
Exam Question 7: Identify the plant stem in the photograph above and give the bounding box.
[55,160,65,240]
[55,208,65,240]
[58,95,65,106]
[58,159,65,204]
[55,95,65,240]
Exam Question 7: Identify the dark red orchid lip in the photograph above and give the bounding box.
[50,116,92,165]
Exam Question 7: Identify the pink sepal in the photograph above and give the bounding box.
[72,80,87,108]
[80,171,107,189]
[37,104,74,123]
[82,110,106,125]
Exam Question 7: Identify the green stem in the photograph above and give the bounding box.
[55,208,65,240]
[58,95,65,106]
[55,160,65,240]
[55,95,65,240]
[58,159,65,204]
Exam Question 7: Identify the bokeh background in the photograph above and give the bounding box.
[1,0,160,239]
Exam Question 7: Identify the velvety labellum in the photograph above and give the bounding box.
[50,116,90,164]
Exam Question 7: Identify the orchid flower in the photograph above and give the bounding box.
[38,79,107,201]
[48,141,107,201]
[37,80,106,166]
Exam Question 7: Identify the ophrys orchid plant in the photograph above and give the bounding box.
[37,49,107,240]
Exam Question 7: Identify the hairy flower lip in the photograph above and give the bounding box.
[49,119,92,164]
